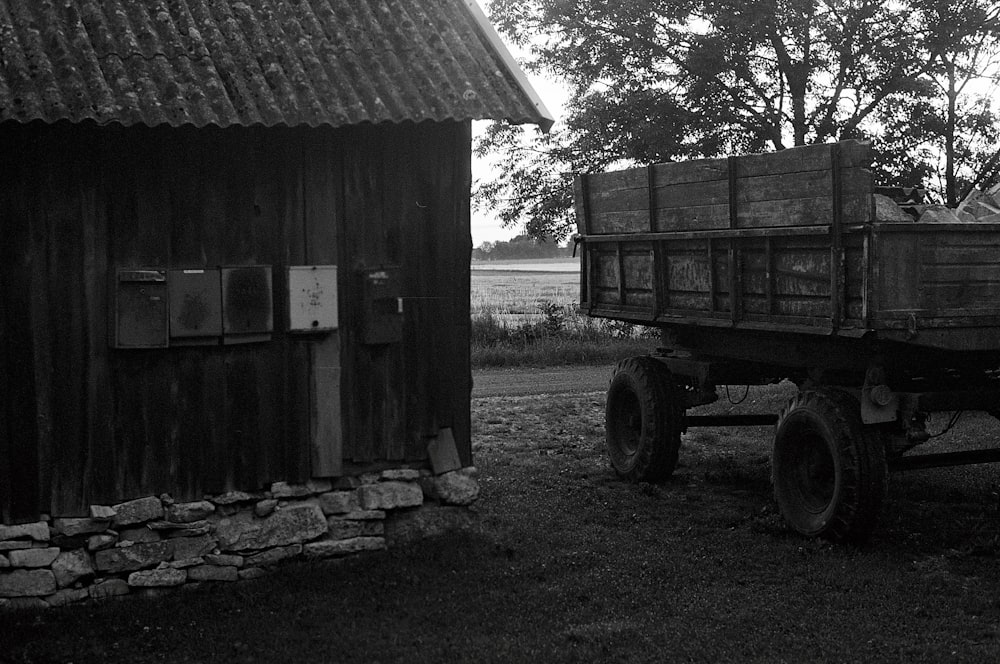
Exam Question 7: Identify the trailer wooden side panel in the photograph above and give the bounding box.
[577,141,1000,352]
[583,141,872,234]
[872,223,1000,327]
[585,231,866,328]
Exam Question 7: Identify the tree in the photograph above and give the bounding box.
[917,0,1000,203]
[478,0,1000,239]
[471,234,572,260]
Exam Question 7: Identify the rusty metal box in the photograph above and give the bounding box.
[360,266,403,345]
[222,266,273,344]
[114,269,168,348]
[168,269,222,344]
[288,265,338,333]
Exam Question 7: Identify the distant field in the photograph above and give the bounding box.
[470,257,579,272]
[468,259,653,367]
[470,268,579,316]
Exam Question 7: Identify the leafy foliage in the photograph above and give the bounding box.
[472,233,573,260]
[478,0,1000,239]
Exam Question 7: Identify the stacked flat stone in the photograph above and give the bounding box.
[0,466,479,610]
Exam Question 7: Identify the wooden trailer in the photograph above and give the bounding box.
[575,140,1000,542]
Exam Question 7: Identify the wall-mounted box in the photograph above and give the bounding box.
[222,266,273,344]
[360,266,403,345]
[115,269,168,348]
[289,265,338,333]
[169,269,222,345]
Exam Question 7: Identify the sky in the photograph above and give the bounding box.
[470,2,568,247]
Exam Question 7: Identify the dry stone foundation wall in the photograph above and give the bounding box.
[0,467,479,611]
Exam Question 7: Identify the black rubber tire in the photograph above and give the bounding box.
[772,389,888,543]
[605,357,684,482]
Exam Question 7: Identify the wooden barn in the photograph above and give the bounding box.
[0,0,551,535]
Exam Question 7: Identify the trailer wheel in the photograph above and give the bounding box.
[772,389,887,543]
[605,357,683,482]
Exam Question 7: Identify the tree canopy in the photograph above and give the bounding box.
[477,0,1000,239]
[471,234,573,261]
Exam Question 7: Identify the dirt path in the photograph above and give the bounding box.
[472,364,612,397]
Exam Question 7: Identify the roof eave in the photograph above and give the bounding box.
[463,0,555,132]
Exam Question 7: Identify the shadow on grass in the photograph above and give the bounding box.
[5,385,1000,662]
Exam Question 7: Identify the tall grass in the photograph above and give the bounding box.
[470,300,657,368]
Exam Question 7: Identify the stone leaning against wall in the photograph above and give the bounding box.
[0,466,479,610]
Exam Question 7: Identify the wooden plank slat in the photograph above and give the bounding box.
[919,283,1000,309]
[302,128,343,477]
[707,239,717,312]
[574,175,591,235]
[874,222,1000,233]
[586,167,651,193]
[575,175,593,312]
[922,247,1000,264]
[920,265,1000,281]
[765,237,774,315]
[587,184,651,214]
[589,209,652,234]
[735,140,870,176]
[585,142,873,234]
[616,242,627,305]
[830,143,843,330]
[310,342,342,475]
[649,157,729,186]
[0,126,42,522]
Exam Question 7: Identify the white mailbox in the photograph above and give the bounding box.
[288,265,338,332]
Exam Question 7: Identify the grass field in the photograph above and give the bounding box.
[469,265,654,367]
[470,265,579,318]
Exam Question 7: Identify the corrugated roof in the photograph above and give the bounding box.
[0,0,552,129]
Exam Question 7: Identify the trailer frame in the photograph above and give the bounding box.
[577,140,1000,542]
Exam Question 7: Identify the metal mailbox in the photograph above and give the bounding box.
[222,266,273,344]
[288,265,338,333]
[115,269,168,348]
[169,269,222,344]
[360,266,403,345]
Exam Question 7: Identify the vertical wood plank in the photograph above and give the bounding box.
[765,237,774,315]
[707,238,717,312]
[379,125,408,461]
[340,124,407,463]
[830,143,843,331]
[647,165,657,231]
[80,124,111,511]
[575,174,592,313]
[303,127,343,476]
[41,122,110,514]
[446,121,474,467]
[647,167,660,319]
[728,156,739,323]
[400,124,437,450]
[616,242,626,305]
[0,125,41,522]
[310,344,342,475]
[862,228,872,328]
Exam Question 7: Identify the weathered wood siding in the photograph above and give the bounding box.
[580,141,872,234]
[871,223,1000,326]
[577,142,873,334]
[0,120,472,522]
[582,232,866,329]
[339,122,472,467]
[576,141,1000,352]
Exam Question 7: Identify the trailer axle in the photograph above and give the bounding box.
[889,447,1000,471]
[684,414,779,427]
